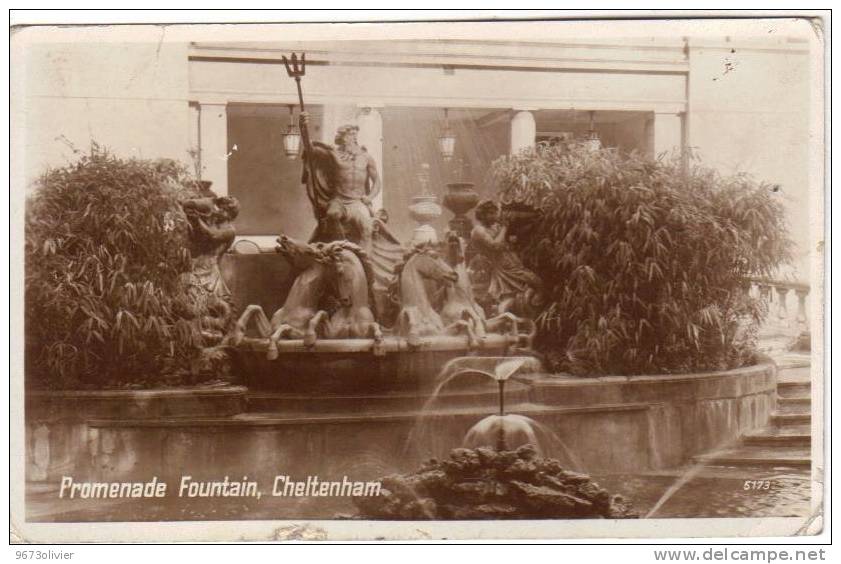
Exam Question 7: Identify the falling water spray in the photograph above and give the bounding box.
[496,379,506,451]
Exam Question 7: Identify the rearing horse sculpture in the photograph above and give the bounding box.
[229,234,331,359]
[309,241,384,355]
[394,244,475,348]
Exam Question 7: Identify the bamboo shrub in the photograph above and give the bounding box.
[25,147,210,389]
[491,144,791,375]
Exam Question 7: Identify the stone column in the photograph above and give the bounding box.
[775,286,790,321]
[357,106,384,210]
[653,112,684,157]
[758,284,772,304]
[198,102,229,196]
[510,110,536,155]
[795,288,809,327]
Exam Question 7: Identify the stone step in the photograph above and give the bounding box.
[771,413,811,426]
[776,400,811,415]
[778,396,811,405]
[777,382,811,399]
[750,423,811,437]
[693,445,811,468]
[742,431,811,447]
[774,357,812,371]
[777,365,812,383]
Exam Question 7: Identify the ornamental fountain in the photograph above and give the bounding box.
[216,58,634,517]
[353,355,635,520]
[228,54,537,393]
[22,51,809,527]
[228,158,534,393]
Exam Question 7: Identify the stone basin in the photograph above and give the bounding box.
[233,334,521,393]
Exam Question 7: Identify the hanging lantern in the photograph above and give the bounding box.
[438,108,456,161]
[281,104,301,159]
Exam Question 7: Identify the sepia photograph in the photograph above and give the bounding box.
[9,12,827,543]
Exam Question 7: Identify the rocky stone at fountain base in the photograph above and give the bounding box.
[354,444,637,519]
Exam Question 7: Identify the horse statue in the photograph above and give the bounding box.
[440,232,523,346]
[393,243,475,348]
[229,234,332,359]
[308,241,384,355]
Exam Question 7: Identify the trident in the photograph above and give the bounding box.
[282,52,318,217]
[281,52,307,112]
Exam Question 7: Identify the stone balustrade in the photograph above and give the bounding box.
[748,277,811,352]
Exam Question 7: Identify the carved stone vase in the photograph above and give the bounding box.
[442,182,480,240]
[409,194,442,245]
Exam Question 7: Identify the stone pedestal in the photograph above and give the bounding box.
[409,194,442,245]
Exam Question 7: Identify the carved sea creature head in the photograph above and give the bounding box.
[406,243,459,285]
[321,241,375,309]
[275,234,327,269]
[213,196,240,221]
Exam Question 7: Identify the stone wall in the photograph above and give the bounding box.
[24,362,776,486]
[15,27,192,189]
[686,35,814,278]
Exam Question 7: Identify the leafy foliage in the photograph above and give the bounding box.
[491,144,791,375]
[25,147,211,389]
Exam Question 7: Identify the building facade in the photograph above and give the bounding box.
[18,26,815,275]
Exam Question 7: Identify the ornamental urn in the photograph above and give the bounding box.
[443,182,480,239]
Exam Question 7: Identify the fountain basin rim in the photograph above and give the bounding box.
[25,385,248,422]
[235,334,519,354]
[26,385,248,399]
[521,361,777,386]
[247,382,530,400]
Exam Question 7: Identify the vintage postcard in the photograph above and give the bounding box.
[10,14,827,543]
